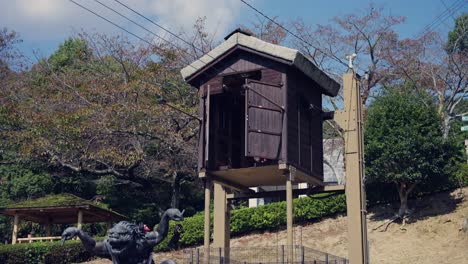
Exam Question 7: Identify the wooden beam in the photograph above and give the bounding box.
[77,209,83,229]
[286,170,294,263]
[213,183,230,260]
[204,180,211,264]
[227,184,344,200]
[199,172,253,193]
[12,214,19,245]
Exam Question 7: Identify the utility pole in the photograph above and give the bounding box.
[335,55,369,264]
[462,115,468,164]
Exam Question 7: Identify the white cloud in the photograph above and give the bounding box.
[0,0,243,43]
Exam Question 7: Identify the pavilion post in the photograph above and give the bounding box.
[12,214,19,245]
[213,182,230,261]
[204,179,211,264]
[46,223,52,237]
[286,168,295,264]
[77,209,83,229]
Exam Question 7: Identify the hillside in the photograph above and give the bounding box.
[84,187,468,264]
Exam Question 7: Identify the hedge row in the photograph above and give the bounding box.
[0,194,346,262]
[0,240,92,264]
[156,193,346,251]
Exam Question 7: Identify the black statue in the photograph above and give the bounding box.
[167,224,184,250]
[61,208,184,264]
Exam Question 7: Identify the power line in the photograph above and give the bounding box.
[69,0,206,118]
[239,0,347,68]
[112,0,208,57]
[69,0,153,50]
[83,0,246,79]
[69,0,203,72]
[417,0,462,36]
[415,0,465,38]
[92,0,202,66]
[109,0,247,76]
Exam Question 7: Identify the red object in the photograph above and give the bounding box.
[143,224,150,232]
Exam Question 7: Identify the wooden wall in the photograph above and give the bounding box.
[193,48,324,182]
[195,49,287,170]
[286,69,324,181]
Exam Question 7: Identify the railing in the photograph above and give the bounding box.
[17,235,62,243]
[183,245,348,264]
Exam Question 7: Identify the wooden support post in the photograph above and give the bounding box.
[336,72,368,264]
[12,214,19,245]
[77,209,83,229]
[107,221,112,230]
[204,179,212,264]
[213,182,230,261]
[286,168,295,263]
[46,223,51,237]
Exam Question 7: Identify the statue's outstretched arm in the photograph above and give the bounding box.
[61,227,110,258]
[145,230,163,247]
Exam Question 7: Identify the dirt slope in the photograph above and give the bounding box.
[83,187,468,264]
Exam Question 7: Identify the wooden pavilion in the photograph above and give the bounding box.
[0,193,126,244]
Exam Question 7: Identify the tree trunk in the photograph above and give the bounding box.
[171,171,181,208]
[442,115,451,139]
[396,182,416,217]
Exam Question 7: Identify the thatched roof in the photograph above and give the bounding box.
[0,193,126,224]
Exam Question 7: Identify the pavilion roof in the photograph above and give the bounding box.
[0,193,126,224]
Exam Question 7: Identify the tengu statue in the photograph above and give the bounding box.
[61,208,184,264]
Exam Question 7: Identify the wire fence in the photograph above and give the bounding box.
[183,245,348,264]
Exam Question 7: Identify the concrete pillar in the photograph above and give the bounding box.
[204,180,211,264]
[286,170,294,263]
[77,209,83,229]
[213,182,230,261]
[336,73,369,264]
[12,214,19,245]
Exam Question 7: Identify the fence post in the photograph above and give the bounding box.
[219,247,222,264]
[196,248,199,264]
[301,246,305,264]
[190,249,193,264]
[325,253,329,264]
[281,245,285,264]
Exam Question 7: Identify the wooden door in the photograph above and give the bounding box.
[245,80,283,160]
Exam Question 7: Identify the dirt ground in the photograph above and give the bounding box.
[81,187,468,264]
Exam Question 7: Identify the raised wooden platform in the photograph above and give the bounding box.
[199,164,327,190]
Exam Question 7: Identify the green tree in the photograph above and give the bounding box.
[48,37,91,71]
[446,13,468,54]
[365,90,450,217]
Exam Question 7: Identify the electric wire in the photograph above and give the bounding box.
[415,0,465,38]
[81,0,252,82]
[93,0,195,61]
[239,0,348,68]
[109,0,260,76]
[112,0,211,57]
[71,0,247,100]
[416,0,463,37]
[68,0,201,71]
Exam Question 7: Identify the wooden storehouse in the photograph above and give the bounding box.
[181,29,340,189]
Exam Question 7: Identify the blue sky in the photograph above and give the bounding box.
[0,0,466,61]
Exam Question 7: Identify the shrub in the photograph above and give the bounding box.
[0,240,92,264]
[156,193,346,252]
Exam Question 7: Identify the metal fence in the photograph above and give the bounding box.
[183,246,348,264]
